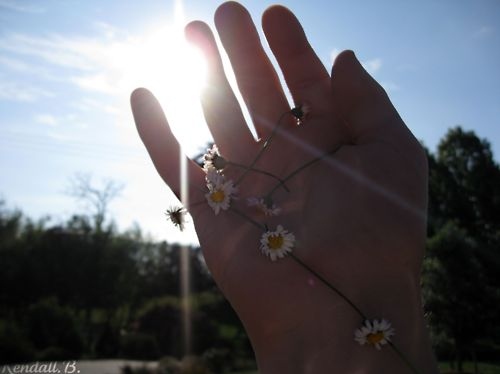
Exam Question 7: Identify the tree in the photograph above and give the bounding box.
[423,222,494,372]
[67,173,124,232]
[424,127,500,367]
[428,127,500,237]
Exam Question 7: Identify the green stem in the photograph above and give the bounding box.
[235,111,289,186]
[290,253,366,320]
[228,161,290,192]
[267,144,343,198]
[389,342,422,374]
[229,207,267,231]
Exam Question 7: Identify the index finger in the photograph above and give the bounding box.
[131,88,206,210]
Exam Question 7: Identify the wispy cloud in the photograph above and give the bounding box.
[0,81,54,102]
[0,55,56,80]
[330,48,342,64]
[0,33,98,71]
[71,97,120,115]
[0,23,208,155]
[34,114,58,127]
[0,0,45,13]
[0,30,160,96]
[330,51,384,76]
[381,81,400,93]
[473,25,494,38]
[362,58,382,75]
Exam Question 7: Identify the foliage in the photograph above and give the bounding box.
[423,222,493,367]
[25,298,84,359]
[424,126,500,371]
[0,199,253,367]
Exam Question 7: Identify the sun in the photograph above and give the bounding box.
[125,24,211,156]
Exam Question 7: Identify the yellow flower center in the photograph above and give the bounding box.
[367,332,385,345]
[267,234,284,250]
[210,189,225,203]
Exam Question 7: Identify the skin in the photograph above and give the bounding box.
[131,2,439,373]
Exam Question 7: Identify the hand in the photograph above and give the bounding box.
[131,2,438,373]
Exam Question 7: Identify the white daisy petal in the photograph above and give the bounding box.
[203,144,227,172]
[354,319,395,350]
[205,167,224,186]
[247,196,281,216]
[205,178,237,215]
[260,225,295,261]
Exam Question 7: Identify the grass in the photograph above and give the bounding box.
[230,362,500,374]
[438,361,500,374]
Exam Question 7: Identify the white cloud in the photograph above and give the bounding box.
[0,55,57,80]
[0,24,210,156]
[381,81,400,93]
[330,48,341,64]
[70,73,120,95]
[362,58,382,75]
[473,25,494,38]
[0,33,98,71]
[0,81,54,102]
[330,52,384,76]
[0,0,45,13]
[71,97,120,115]
[0,55,32,72]
[34,114,58,127]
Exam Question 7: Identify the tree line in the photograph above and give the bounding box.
[1,126,499,372]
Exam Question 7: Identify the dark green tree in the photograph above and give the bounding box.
[428,127,500,237]
[423,222,494,372]
[424,127,500,368]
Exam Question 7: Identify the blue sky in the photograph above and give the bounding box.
[0,0,499,244]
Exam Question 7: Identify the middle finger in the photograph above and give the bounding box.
[215,2,292,140]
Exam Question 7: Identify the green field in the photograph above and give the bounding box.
[231,362,500,374]
[438,362,500,374]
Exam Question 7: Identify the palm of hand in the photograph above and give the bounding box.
[194,117,427,344]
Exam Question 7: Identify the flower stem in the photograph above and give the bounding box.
[389,342,422,374]
[267,144,343,198]
[228,161,290,192]
[289,253,366,320]
[235,111,290,186]
[229,207,267,231]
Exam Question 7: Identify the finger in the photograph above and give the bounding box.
[185,21,256,159]
[130,88,206,210]
[262,5,331,113]
[331,50,412,145]
[215,2,291,139]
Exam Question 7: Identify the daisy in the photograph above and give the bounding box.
[260,225,295,261]
[247,196,281,216]
[205,167,224,186]
[354,319,395,350]
[165,206,187,231]
[205,178,237,215]
[203,144,227,171]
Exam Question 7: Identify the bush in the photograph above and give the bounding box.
[0,322,35,364]
[25,298,83,359]
[120,332,160,360]
[202,348,231,373]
